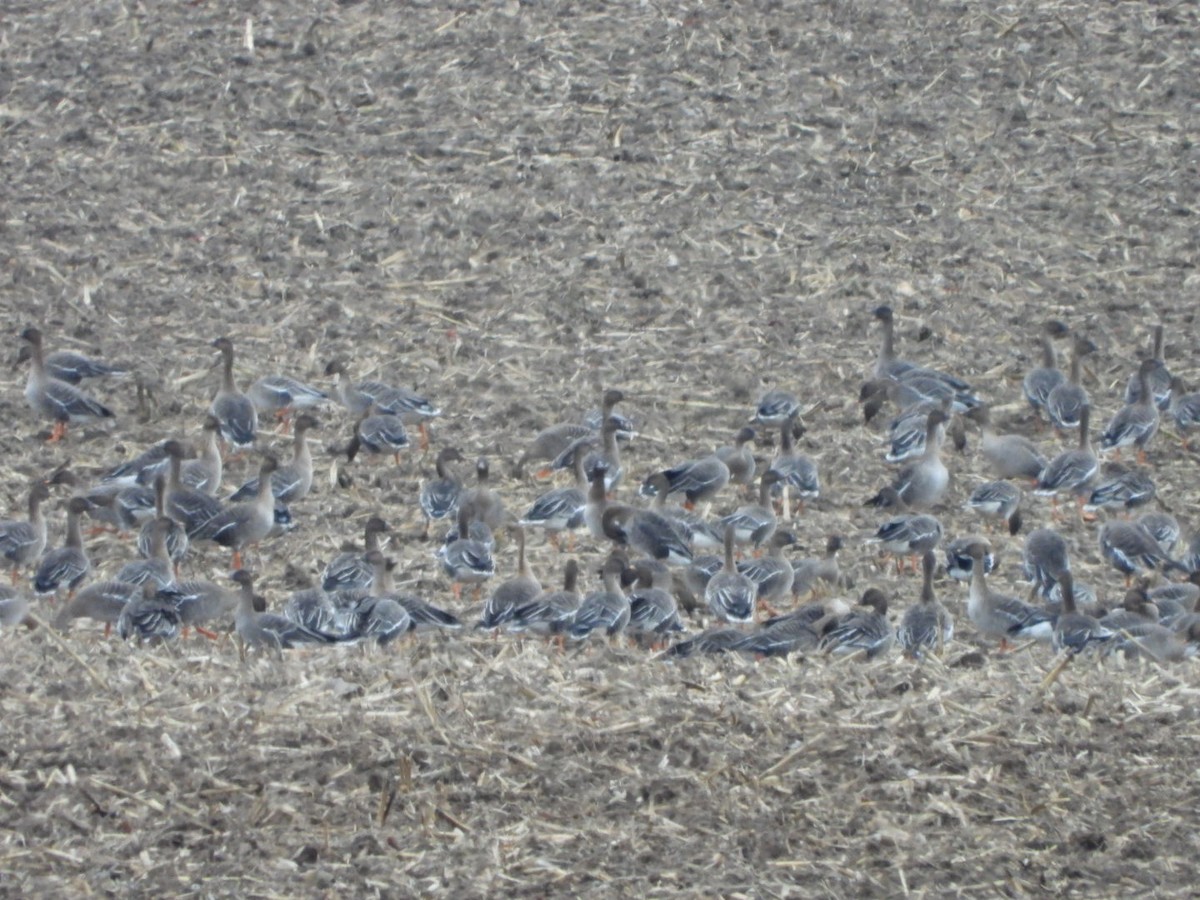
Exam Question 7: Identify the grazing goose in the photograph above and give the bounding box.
[736,530,798,612]
[753,389,801,428]
[719,469,781,549]
[117,584,182,644]
[1098,519,1184,583]
[347,408,409,466]
[966,404,1047,481]
[1083,464,1155,515]
[1022,526,1071,600]
[20,327,115,441]
[964,481,1023,535]
[1168,377,1200,448]
[639,452,731,511]
[821,588,894,658]
[324,359,440,448]
[666,627,751,658]
[13,342,127,384]
[247,374,328,430]
[53,579,138,635]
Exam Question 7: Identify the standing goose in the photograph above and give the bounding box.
[420,448,466,539]
[195,456,279,568]
[359,551,460,634]
[457,458,509,534]
[508,559,583,637]
[706,525,757,624]
[884,397,951,464]
[13,342,127,384]
[347,407,409,466]
[209,337,258,451]
[164,441,223,538]
[626,560,684,645]
[553,415,625,493]
[1101,358,1161,462]
[230,414,318,504]
[568,554,632,641]
[1045,333,1096,433]
[184,416,225,495]
[321,518,391,595]
[342,553,415,646]
[1051,571,1113,655]
[34,497,91,598]
[866,488,944,574]
[736,530,797,613]
[1035,405,1098,516]
[768,413,820,516]
[1123,324,1172,410]
[1022,321,1069,421]
[1169,376,1200,448]
[0,482,52,585]
[898,551,954,658]
[601,500,693,567]
[872,306,977,406]
[478,526,540,630]
[719,469,781,549]
[716,426,758,492]
[865,410,949,510]
[438,510,496,600]
[116,517,176,590]
[966,542,1054,650]
[20,327,114,441]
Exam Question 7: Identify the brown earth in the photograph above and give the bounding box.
[2,1,1199,896]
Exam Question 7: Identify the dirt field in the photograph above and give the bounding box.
[2,1,1200,895]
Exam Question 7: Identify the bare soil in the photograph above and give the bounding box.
[2,1,1199,896]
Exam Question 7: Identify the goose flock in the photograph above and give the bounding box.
[5,309,1200,670]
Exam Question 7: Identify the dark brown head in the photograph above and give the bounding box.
[293,414,319,433]
[873,305,894,323]
[66,496,91,517]
[230,569,255,589]
[733,426,756,445]
[825,535,844,555]
[323,358,348,377]
[211,336,234,354]
[1043,320,1070,339]
[601,388,625,409]
[363,516,391,538]
[966,541,991,562]
[860,587,889,616]
[19,326,43,347]
[258,454,279,477]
